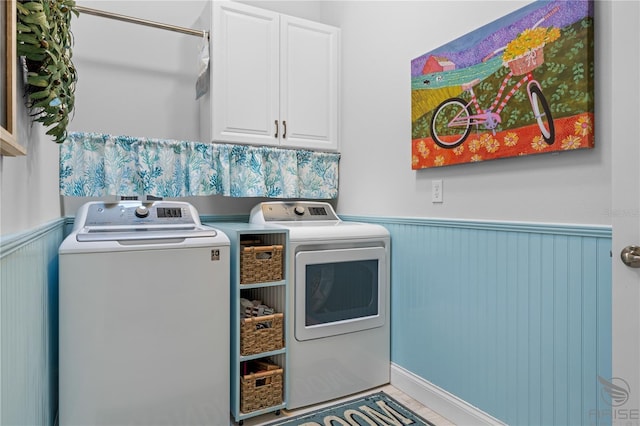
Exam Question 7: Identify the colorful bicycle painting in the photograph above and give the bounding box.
[411,0,594,170]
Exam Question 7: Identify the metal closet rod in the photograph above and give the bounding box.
[75,5,209,39]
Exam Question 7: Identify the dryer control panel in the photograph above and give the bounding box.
[250,201,340,223]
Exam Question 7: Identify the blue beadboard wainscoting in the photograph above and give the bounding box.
[344,216,612,426]
[0,214,612,426]
[0,219,65,426]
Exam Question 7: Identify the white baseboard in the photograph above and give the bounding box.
[390,363,507,426]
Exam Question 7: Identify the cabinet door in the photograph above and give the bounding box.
[211,2,280,146]
[280,17,340,152]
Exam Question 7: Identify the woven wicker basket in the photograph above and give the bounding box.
[240,366,284,413]
[240,245,283,284]
[507,46,545,75]
[240,313,284,356]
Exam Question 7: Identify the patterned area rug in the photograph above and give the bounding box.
[263,391,436,426]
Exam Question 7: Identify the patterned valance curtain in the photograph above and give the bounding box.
[59,132,340,199]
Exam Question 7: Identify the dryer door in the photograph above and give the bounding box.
[294,246,387,341]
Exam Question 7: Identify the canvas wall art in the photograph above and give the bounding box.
[411,0,594,169]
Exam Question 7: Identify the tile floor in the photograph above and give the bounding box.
[234,384,456,426]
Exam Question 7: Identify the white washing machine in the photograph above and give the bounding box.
[58,201,230,426]
[250,201,390,409]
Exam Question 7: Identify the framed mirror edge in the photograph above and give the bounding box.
[1,0,26,156]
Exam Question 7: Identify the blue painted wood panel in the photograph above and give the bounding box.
[1,215,613,426]
[0,220,65,426]
[344,216,612,426]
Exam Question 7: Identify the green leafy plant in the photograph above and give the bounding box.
[16,0,78,143]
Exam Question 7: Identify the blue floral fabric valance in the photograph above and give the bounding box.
[59,132,340,199]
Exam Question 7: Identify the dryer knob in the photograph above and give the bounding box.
[135,205,150,218]
[294,206,305,216]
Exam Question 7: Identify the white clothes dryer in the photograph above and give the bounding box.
[59,201,230,426]
[250,201,390,409]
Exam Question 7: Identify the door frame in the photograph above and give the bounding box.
[610,0,640,423]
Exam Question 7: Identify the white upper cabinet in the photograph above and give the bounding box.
[199,1,340,152]
[279,16,339,151]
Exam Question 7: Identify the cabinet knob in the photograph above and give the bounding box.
[274,120,279,138]
[283,121,287,139]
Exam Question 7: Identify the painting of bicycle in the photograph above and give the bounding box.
[411,0,594,169]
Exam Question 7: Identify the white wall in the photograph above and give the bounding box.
[7,0,612,227]
[69,1,207,141]
[0,73,61,236]
[323,1,611,226]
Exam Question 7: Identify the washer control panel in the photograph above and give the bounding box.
[251,201,340,222]
[72,201,219,242]
[80,201,198,227]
